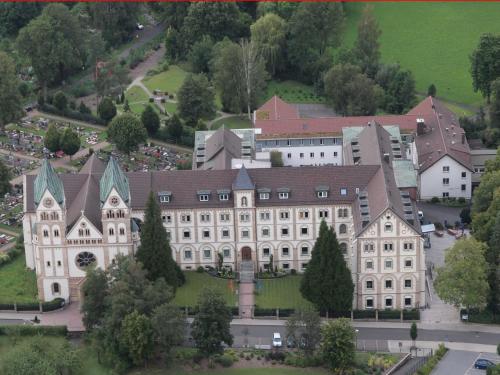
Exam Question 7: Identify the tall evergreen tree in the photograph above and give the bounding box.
[136,192,179,289]
[354,5,381,78]
[300,220,354,313]
[487,212,500,313]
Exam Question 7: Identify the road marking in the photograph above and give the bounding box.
[465,353,483,375]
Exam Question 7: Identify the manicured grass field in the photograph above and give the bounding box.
[0,255,38,304]
[143,65,188,95]
[341,2,500,106]
[173,272,238,307]
[211,115,252,130]
[255,275,311,310]
[261,80,325,105]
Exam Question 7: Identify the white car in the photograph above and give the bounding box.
[136,23,144,30]
[272,332,282,348]
[418,210,424,220]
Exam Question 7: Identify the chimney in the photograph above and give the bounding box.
[417,118,425,136]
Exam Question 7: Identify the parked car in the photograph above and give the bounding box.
[136,23,144,30]
[272,332,282,348]
[418,210,424,221]
[0,234,7,244]
[474,359,495,370]
[286,335,296,348]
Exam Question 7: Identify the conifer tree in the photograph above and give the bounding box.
[136,192,179,289]
[300,220,354,313]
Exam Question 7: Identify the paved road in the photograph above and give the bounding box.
[417,201,462,226]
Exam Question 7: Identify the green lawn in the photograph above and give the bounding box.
[0,223,21,234]
[173,272,238,307]
[165,101,178,115]
[341,2,500,106]
[261,80,325,105]
[211,116,252,130]
[143,65,188,95]
[0,255,38,304]
[255,275,311,310]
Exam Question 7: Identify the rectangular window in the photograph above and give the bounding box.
[364,243,374,252]
[320,152,325,158]
[260,212,270,220]
[220,213,230,222]
[119,228,125,235]
[301,227,308,235]
[281,228,289,236]
[200,214,210,222]
[461,184,466,191]
[340,188,347,196]
[442,192,449,198]
[334,152,338,157]
[317,191,328,198]
[162,215,172,223]
[184,250,192,260]
[385,260,393,269]
[385,279,393,289]
[279,192,289,199]
[219,193,229,201]
[280,211,289,220]
[366,298,374,309]
[301,263,308,269]
[181,215,191,223]
[223,248,230,258]
[283,263,290,269]
[203,229,210,239]
[203,250,211,259]
[261,228,270,237]
[282,247,289,256]
[405,297,412,307]
[222,229,229,238]
[57,260,61,267]
[319,209,328,219]
[310,152,314,158]
[241,229,249,238]
[299,210,309,219]
[159,195,170,203]
[301,247,309,256]
[199,194,209,201]
[46,261,51,267]
[287,153,291,159]
[385,298,393,307]
[300,153,304,159]
[443,166,450,173]
[366,260,373,270]
[384,243,393,251]
[183,230,190,239]
[403,243,413,250]
[366,280,373,289]
[262,248,270,257]
[443,178,449,185]
[461,171,467,178]
[405,259,413,268]
[259,192,270,200]
[405,279,412,288]
[240,213,250,222]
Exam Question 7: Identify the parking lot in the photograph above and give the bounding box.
[432,350,500,375]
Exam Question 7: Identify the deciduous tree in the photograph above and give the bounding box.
[167,114,183,140]
[60,127,81,159]
[354,5,381,78]
[470,33,500,103]
[435,238,490,313]
[0,51,22,129]
[108,114,147,155]
[321,318,356,373]
[250,13,287,76]
[0,160,12,197]
[119,310,154,367]
[136,192,180,289]
[81,267,109,331]
[97,97,117,124]
[428,84,437,97]
[287,307,321,357]
[53,91,68,111]
[486,212,500,313]
[87,3,140,46]
[188,35,214,74]
[141,105,160,136]
[151,303,185,358]
[191,288,233,355]
[44,124,61,153]
[177,74,216,126]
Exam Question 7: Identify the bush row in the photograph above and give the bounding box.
[253,307,419,320]
[40,104,106,126]
[416,344,448,375]
[0,298,65,312]
[178,305,239,317]
[0,325,67,336]
[460,308,500,325]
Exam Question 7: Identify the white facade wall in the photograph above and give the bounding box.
[419,156,471,200]
[260,145,343,167]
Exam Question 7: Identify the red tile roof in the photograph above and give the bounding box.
[255,95,300,122]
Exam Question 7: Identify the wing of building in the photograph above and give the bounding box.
[254,95,472,200]
[24,155,425,310]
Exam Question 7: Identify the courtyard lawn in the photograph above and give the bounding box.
[255,275,311,310]
[261,80,325,105]
[0,255,38,304]
[143,65,188,96]
[211,115,252,130]
[174,272,238,307]
[341,2,500,106]
[165,102,177,115]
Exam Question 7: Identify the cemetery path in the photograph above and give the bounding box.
[0,149,40,162]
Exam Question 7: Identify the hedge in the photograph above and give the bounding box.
[403,309,420,320]
[40,104,106,126]
[0,298,65,312]
[179,305,239,317]
[416,344,448,375]
[378,309,402,320]
[460,308,500,324]
[353,310,376,319]
[42,298,66,312]
[0,325,67,336]
[254,308,277,317]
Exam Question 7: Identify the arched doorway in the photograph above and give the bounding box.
[241,246,252,261]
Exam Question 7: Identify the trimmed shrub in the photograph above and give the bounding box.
[16,302,40,311]
[254,308,276,317]
[430,197,440,204]
[265,351,286,362]
[403,309,420,320]
[42,298,65,312]
[196,266,205,273]
[353,310,376,319]
[215,354,234,367]
[0,304,15,311]
[0,325,67,336]
[378,309,401,320]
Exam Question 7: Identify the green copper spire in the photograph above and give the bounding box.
[99,156,129,204]
[34,159,65,206]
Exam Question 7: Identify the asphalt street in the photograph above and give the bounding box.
[433,350,500,375]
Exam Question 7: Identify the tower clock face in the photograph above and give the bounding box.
[43,198,53,208]
[110,196,119,206]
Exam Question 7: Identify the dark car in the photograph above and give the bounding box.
[474,359,495,370]
[286,335,296,348]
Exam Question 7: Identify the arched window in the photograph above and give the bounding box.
[119,227,125,235]
[337,208,343,218]
[41,212,49,220]
[52,283,60,295]
[53,228,59,237]
[241,196,248,207]
[109,227,114,236]
[43,229,49,237]
[339,224,347,234]
[340,242,347,255]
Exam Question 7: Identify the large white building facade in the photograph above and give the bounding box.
[24,156,425,310]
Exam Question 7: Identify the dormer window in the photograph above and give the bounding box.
[279,192,288,199]
[217,189,230,201]
[158,191,171,203]
[277,188,290,200]
[340,188,348,196]
[317,191,328,198]
[316,185,329,198]
[197,190,211,202]
[260,193,269,200]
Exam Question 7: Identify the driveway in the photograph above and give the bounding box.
[417,202,463,227]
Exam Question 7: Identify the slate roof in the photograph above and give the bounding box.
[99,156,130,203]
[34,159,65,205]
[232,165,254,190]
[195,127,243,170]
